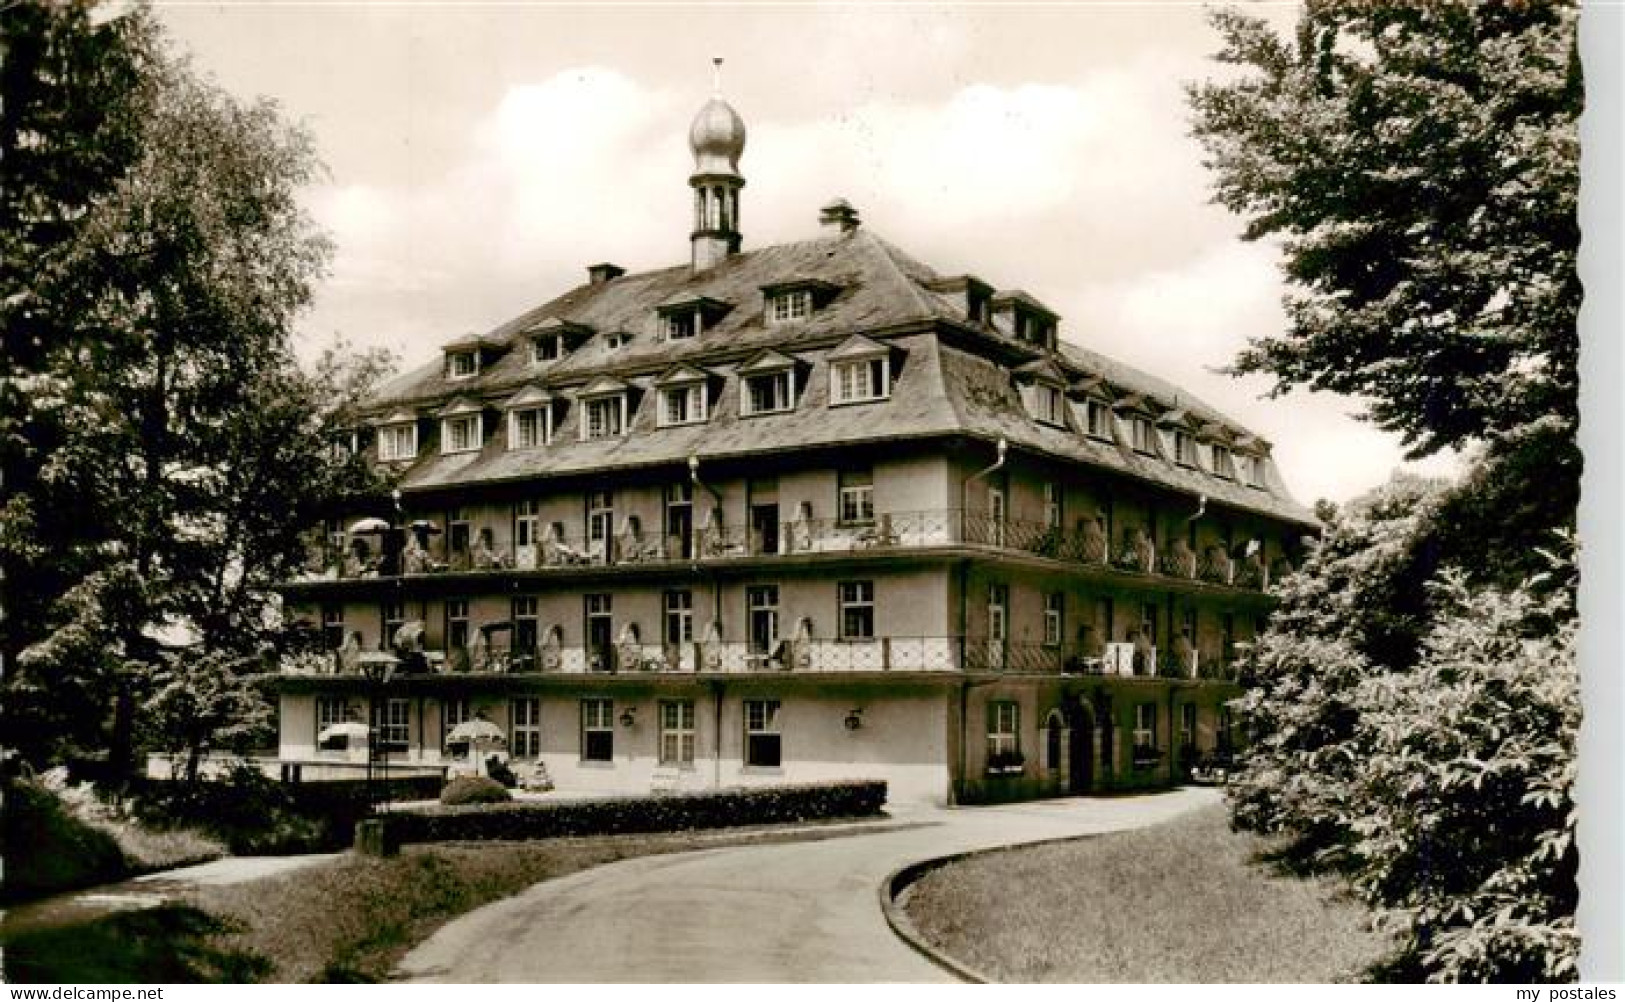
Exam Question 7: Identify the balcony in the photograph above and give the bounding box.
[279,635,1243,679]
[289,509,1278,594]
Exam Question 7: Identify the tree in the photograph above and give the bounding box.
[142,649,274,784]
[1188,1,1580,459]
[3,14,392,774]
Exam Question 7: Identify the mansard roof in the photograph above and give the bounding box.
[362,225,1315,528]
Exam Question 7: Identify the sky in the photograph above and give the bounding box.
[155,0,1463,506]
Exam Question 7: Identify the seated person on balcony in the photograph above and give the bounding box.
[344,538,379,578]
[1129,628,1154,675]
[470,528,503,570]
[336,630,362,674]
[1167,538,1195,577]
[1116,527,1145,570]
[393,620,429,672]
[401,532,431,574]
[1081,517,1106,562]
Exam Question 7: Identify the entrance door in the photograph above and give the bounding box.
[1067,702,1094,794]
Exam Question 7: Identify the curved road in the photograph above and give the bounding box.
[395,787,1218,983]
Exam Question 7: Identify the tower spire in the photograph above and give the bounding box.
[687,60,746,272]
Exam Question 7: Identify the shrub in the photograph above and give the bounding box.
[388,780,886,845]
[2,777,128,902]
[439,776,511,806]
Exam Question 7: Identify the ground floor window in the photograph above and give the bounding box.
[1133,703,1158,766]
[660,700,696,766]
[744,699,781,768]
[371,698,410,751]
[511,697,541,758]
[443,698,471,733]
[986,701,1021,772]
[581,698,614,761]
[315,696,348,742]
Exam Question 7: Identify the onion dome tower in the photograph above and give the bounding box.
[688,58,746,272]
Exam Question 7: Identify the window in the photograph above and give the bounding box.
[447,506,470,559]
[443,414,481,454]
[515,500,541,549]
[605,331,632,350]
[447,351,477,379]
[1211,444,1235,479]
[379,422,417,462]
[321,604,345,650]
[660,700,696,766]
[988,584,1008,642]
[1085,399,1112,440]
[1140,601,1159,650]
[583,395,626,439]
[1043,482,1062,529]
[382,601,406,648]
[532,335,562,363]
[1173,429,1197,467]
[586,490,614,559]
[316,697,348,740]
[446,599,469,652]
[1031,384,1064,426]
[581,699,614,762]
[1044,593,1064,647]
[831,357,889,404]
[987,701,1019,762]
[664,311,697,341]
[747,585,779,656]
[1242,454,1267,488]
[660,384,707,427]
[513,596,539,660]
[1180,703,1197,753]
[989,487,1007,546]
[1131,416,1156,455]
[742,371,794,415]
[838,468,875,525]
[510,407,549,449]
[1134,703,1157,751]
[443,698,471,732]
[664,590,693,646]
[744,699,782,768]
[585,593,613,670]
[511,698,541,758]
[769,289,811,323]
[372,698,410,750]
[839,581,875,639]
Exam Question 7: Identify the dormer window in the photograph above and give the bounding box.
[1131,416,1157,455]
[606,331,633,350]
[1241,454,1267,488]
[442,413,482,454]
[510,407,551,449]
[1032,384,1064,426]
[378,421,417,462]
[664,312,697,341]
[1014,360,1067,427]
[770,289,811,324]
[1211,444,1235,479]
[1085,399,1113,440]
[447,351,478,380]
[660,384,707,426]
[831,356,889,404]
[743,371,794,415]
[1173,429,1198,467]
[583,396,627,439]
[532,337,562,363]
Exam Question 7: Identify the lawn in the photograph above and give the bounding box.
[902,803,1393,983]
[4,817,910,983]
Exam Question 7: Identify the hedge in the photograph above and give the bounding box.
[375,779,887,845]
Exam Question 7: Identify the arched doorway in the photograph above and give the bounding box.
[1065,699,1094,794]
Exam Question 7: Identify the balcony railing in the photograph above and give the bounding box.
[292,509,1280,593]
[282,635,1249,679]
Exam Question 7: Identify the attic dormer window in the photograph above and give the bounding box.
[378,421,417,462]
[1242,454,1267,488]
[1173,429,1198,468]
[532,336,562,363]
[447,351,478,380]
[769,289,811,324]
[831,356,889,405]
[1085,399,1113,440]
[1031,384,1064,426]
[582,395,627,439]
[606,331,633,350]
[665,312,697,340]
[1211,444,1235,479]
[1130,416,1157,455]
[442,413,482,454]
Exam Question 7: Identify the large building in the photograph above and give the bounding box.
[274,79,1317,805]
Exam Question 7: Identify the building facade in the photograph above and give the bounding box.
[274,83,1318,805]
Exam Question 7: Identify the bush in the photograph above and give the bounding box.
[439,776,511,806]
[386,780,886,845]
[2,777,128,903]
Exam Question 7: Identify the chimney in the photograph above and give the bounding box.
[819,199,860,235]
[587,263,625,286]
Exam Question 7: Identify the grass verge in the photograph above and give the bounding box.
[4,815,909,983]
[902,803,1392,983]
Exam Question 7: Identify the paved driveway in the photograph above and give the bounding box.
[394,786,1218,983]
